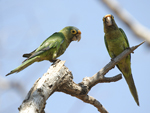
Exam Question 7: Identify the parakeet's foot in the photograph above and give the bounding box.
[49,59,57,62]
[112,65,115,68]
[51,59,61,65]
[110,58,115,68]
[111,58,114,61]
[111,64,115,69]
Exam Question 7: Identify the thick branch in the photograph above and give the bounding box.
[19,42,144,113]
[19,61,73,113]
[101,0,150,45]
[57,77,108,113]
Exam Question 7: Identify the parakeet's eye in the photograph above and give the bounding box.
[71,29,77,34]
[103,17,105,22]
[111,15,114,19]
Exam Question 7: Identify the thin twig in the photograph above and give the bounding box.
[77,95,108,113]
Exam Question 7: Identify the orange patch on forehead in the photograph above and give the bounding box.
[104,14,112,18]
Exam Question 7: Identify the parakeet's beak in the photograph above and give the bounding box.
[72,30,81,42]
[105,16,112,26]
[104,14,113,26]
[77,30,81,42]
[76,34,81,42]
[78,30,81,35]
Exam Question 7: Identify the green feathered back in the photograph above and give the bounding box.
[6,26,81,76]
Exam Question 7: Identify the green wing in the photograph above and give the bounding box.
[119,28,130,47]
[104,35,112,57]
[23,49,37,58]
[119,28,131,59]
[24,32,65,61]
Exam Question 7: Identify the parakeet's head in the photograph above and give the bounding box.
[103,14,118,33]
[60,26,81,42]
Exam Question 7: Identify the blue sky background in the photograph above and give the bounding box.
[0,0,150,113]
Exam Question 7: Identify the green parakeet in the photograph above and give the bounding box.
[103,14,139,106]
[6,26,81,76]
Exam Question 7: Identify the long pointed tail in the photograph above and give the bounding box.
[6,57,38,76]
[124,74,139,106]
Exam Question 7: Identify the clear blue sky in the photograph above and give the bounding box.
[0,0,150,113]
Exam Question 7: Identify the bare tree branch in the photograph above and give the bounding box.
[57,78,109,113]
[19,41,144,113]
[77,95,107,113]
[0,76,27,98]
[19,61,72,113]
[101,0,150,45]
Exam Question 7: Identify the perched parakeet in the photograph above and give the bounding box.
[103,14,139,106]
[6,26,81,76]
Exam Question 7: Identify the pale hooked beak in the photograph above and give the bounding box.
[76,34,81,42]
[72,30,81,42]
[106,16,112,26]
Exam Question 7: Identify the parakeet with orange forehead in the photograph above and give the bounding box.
[103,14,139,106]
[6,26,81,76]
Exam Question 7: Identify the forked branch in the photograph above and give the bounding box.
[19,41,144,113]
